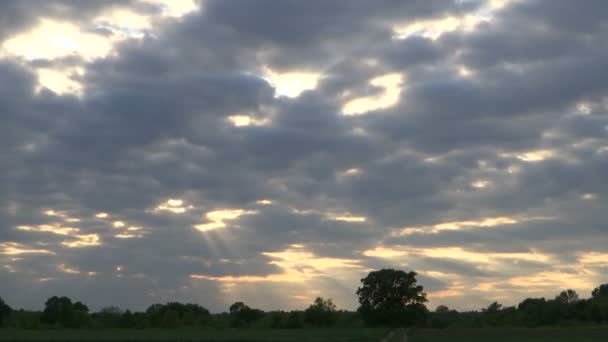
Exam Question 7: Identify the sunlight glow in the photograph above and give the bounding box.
[194,209,256,232]
[142,0,199,17]
[58,264,80,274]
[37,68,83,95]
[3,19,113,60]
[96,212,109,218]
[342,74,403,115]
[115,233,143,239]
[61,234,100,248]
[363,245,553,266]
[326,213,367,222]
[516,150,555,162]
[0,242,54,255]
[581,193,596,200]
[17,224,79,236]
[396,216,520,235]
[471,180,491,189]
[155,198,191,214]
[578,252,608,266]
[191,246,361,284]
[363,247,407,258]
[507,270,597,290]
[393,15,484,40]
[263,69,322,98]
[228,115,270,127]
[500,150,556,162]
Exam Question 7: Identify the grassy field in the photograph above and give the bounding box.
[408,326,608,341]
[0,328,387,341]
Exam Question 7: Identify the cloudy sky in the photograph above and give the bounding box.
[1,0,608,313]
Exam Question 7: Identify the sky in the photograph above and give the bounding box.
[1,0,608,313]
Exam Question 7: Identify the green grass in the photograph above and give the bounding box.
[409,326,608,342]
[0,328,387,342]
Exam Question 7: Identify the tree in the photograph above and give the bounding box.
[0,297,12,326]
[96,306,123,328]
[119,310,136,329]
[556,289,579,304]
[592,284,608,299]
[228,302,264,327]
[483,302,503,313]
[356,269,427,327]
[41,296,89,328]
[304,297,337,326]
[435,305,450,313]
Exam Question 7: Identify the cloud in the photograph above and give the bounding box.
[1,0,608,312]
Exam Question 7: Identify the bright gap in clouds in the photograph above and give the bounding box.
[393,15,484,40]
[2,19,113,61]
[194,209,257,232]
[342,74,403,115]
[262,68,322,98]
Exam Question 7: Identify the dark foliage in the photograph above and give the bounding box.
[304,297,337,327]
[41,296,90,328]
[228,302,265,327]
[0,297,12,326]
[2,279,608,331]
[356,269,428,327]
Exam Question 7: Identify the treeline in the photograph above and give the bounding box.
[428,285,608,329]
[0,296,360,330]
[1,271,607,330]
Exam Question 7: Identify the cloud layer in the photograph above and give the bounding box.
[1,0,608,312]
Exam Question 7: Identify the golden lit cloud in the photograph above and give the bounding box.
[516,150,555,162]
[3,19,113,60]
[578,252,608,266]
[114,233,143,239]
[95,9,151,31]
[255,199,273,205]
[228,115,270,127]
[417,247,553,265]
[342,168,361,176]
[500,149,556,162]
[326,213,367,222]
[342,74,403,115]
[396,216,522,236]
[58,264,80,274]
[37,68,83,95]
[393,15,483,40]
[17,224,79,236]
[427,285,467,299]
[581,193,596,200]
[363,245,553,266]
[113,221,126,228]
[363,247,407,258]
[192,246,361,284]
[155,198,191,214]
[194,209,257,232]
[62,234,100,248]
[96,212,109,219]
[507,270,597,290]
[142,0,199,17]
[0,242,54,255]
[471,180,491,189]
